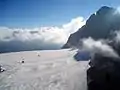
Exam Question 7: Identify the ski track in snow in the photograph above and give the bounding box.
[0,49,88,90]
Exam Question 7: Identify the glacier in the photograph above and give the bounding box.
[0,49,88,90]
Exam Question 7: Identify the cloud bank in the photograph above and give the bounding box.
[0,17,85,53]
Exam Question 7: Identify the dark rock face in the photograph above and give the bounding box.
[87,52,120,90]
[63,6,120,48]
[87,67,120,90]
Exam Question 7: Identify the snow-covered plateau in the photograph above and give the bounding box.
[0,49,88,90]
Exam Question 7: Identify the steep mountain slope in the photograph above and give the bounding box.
[63,6,120,48]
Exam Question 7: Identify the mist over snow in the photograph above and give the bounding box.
[0,17,85,53]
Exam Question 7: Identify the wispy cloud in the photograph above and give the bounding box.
[81,37,119,58]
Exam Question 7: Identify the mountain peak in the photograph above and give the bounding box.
[96,6,114,15]
[98,6,112,10]
[62,6,120,48]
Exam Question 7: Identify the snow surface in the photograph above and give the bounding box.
[0,49,88,90]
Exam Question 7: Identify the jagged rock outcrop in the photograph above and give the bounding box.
[63,6,120,48]
[87,40,120,90]
[87,54,120,90]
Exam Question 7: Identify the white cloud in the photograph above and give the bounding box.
[115,6,120,14]
[114,30,120,43]
[113,6,120,15]
[63,17,85,34]
[81,37,119,58]
[0,17,85,51]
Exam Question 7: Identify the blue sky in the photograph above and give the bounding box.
[0,0,120,28]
